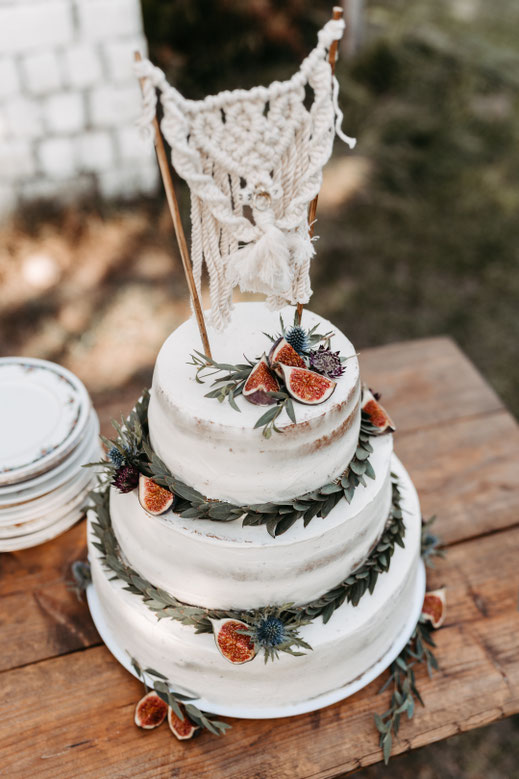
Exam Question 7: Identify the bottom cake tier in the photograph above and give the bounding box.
[87,456,423,717]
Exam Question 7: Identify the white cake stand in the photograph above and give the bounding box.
[87,557,425,719]
[88,454,427,719]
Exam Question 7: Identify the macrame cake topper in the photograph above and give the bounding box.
[135,8,355,339]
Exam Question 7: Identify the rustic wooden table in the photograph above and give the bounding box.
[1,337,518,778]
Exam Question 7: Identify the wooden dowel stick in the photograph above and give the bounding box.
[134,51,212,359]
[297,6,344,325]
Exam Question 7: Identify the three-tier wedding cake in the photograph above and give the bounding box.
[86,12,426,733]
[87,302,424,717]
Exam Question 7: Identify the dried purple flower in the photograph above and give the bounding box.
[112,464,140,493]
[309,345,345,379]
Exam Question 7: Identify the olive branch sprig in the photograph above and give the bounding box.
[374,619,439,764]
[420,516,446,567]
[130,656,231,736]
[187,351,254,412]
[373,514,445,763]
[187,351,297,433]
[253,392,296,438]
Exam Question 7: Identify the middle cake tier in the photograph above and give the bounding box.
[110,433,393,611]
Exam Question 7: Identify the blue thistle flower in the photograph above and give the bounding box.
[108,447,124,467]
[285,326,310,355]
[108,447,125,467]
[254,617,287,648]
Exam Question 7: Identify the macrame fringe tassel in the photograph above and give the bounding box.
[227,224,292,298]
[227,225,315,307]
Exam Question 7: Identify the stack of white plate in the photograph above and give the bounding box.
[0,357,102,552]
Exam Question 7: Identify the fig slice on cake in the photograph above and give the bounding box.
[361,388,395,434]
[268,336,307,377]
[168,704,199,740]
[134,691,168,729]
[212,618,257,664]
[242,355,280,406]
[138,475,175,515]
[274,363,336,405]
[421,588,447,628]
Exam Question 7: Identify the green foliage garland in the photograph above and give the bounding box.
[374,517,444,763]
[89,478,404,661]
[89,390,379,538]
[375,619,439,763]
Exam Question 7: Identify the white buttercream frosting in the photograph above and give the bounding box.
[148,303,360,504]
[111,434,393,610]
[88,456,421,712]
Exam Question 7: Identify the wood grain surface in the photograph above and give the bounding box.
[0,337,518,779]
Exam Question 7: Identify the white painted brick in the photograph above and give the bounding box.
[98,164,158,199]
[0,111,7,141]
[115,126,153,164]
[0,58,20,99]
[78,0,142,42]
[63,44,102,89]
[77,130,114,172]
[88,82,141,127]
[4,98,44,139]
[0,2,73,54]
[18,178,66,203]
[0,139,36,181]
[0,184,16,218]
[22,50,62,95]
[19,174,95,203]
[37,136,76,179]
[102,35,147,82]
[44,92,85,133]
[135,164,158,195]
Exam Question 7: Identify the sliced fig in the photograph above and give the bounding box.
[275,364,336,405]
[134,690,168,729]
[168,704,199,740]
[268,337,306,377]
[138,475,175,515]
[422,588,447,628]
[361,388,395,434]
[242,355,280,406]
[212,618,256,664]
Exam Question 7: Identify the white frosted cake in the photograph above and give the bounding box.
[87,302,423,716]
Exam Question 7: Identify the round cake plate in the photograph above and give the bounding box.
[0,357,91,487]
[0,503,87,552]
[0,410,100,504]
[86,559,426,720]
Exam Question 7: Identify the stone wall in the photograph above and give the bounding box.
[0,0,157,218]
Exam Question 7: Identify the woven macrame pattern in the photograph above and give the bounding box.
[136,18,355,329]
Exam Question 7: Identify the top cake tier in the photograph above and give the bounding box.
[148,302,361,505]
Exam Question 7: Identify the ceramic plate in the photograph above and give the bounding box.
[0,483,94,538]
[0,504,87,551]
[0,458,98,525]
[0,412,100,507]
[0,409,99,508]
[0,424,103,524]
[0,358,91,486]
